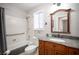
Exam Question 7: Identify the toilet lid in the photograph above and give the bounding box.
[25,45,37,51]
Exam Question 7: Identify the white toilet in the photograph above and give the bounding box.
[24,41,38,55]
[24,45,38,55]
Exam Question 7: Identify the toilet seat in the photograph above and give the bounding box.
[25,45,37,51]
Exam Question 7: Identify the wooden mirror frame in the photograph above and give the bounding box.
[50,9,73,33]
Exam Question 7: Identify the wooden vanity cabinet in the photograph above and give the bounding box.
[68,48,79,55]
[39,40,79,55]
[44,41,68,55]
[44,41,55,55]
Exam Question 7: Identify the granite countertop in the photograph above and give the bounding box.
[38,36,79,49]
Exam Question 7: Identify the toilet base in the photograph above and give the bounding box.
[24,48,37,55]
[20,48,37,55]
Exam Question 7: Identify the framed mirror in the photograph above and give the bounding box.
[50,9,72,33]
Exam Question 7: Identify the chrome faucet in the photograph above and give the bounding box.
[57,34,63,38]
[57,34,60,37]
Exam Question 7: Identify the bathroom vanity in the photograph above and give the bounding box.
[39,37,79,55]
[38,8,79,55]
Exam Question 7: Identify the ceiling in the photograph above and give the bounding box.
[0,3,51,12]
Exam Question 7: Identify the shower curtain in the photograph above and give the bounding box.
[0,7,7,55]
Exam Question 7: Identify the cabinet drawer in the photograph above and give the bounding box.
[44,41,54,48]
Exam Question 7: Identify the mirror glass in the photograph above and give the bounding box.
[50,9,71,33]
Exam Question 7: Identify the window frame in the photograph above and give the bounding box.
[33,11,45,30]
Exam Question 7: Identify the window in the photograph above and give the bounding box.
[33,11,45,30]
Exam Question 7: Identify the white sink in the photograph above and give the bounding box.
[49,38,65,42]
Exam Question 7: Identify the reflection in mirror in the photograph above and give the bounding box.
[58,16,68,32]
[50,9,73,33]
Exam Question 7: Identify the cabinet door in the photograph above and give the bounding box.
[39,40,45,55]
[44,41,55,55]
[68,48,79,55]
[54,43,68,54]
[55,51,67,55]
